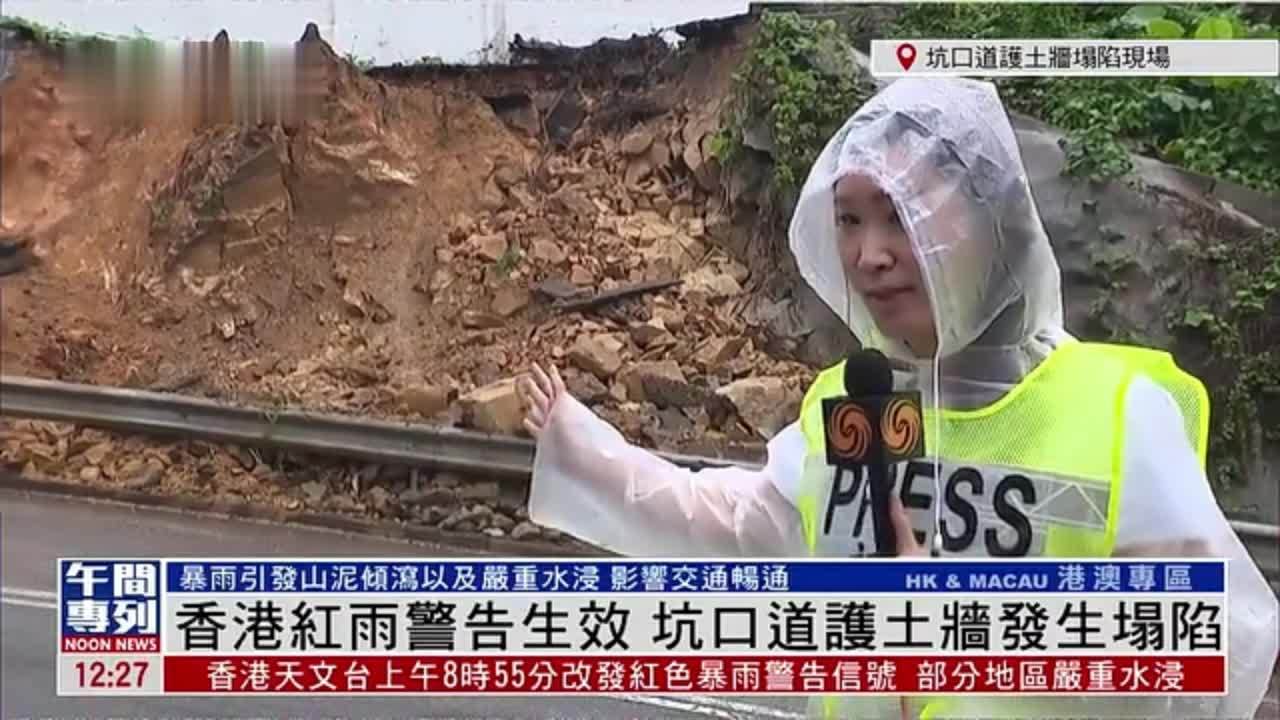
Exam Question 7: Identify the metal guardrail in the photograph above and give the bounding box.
[1,374,1276,584]
[0,376,747,479]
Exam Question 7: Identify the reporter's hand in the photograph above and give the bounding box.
[889,495,928,557]
[517,362,567,439]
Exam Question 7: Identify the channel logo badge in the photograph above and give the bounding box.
[59,559,162,652]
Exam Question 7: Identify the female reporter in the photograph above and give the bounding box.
[517,77,1277,719]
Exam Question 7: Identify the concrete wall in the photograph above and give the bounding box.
[4,0,747,64]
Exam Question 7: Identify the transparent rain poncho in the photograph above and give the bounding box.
[528,77,1278,718]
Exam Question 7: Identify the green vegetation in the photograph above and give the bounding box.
[1167,228,1280,491]
[0,16,118,48]
[711,11,875,202]
[1,17,88,47]
[0,17,166,48]
[715,4,1280,193]
[494,245,523,278]
[896,4,1280,192]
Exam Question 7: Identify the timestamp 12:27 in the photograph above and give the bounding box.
[76,659,149,689]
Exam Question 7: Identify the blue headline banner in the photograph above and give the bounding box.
[59,560,162,637]
[149,560,1226,595]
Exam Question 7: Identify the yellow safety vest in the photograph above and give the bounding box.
[793,340,1209,720]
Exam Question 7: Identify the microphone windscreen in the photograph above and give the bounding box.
[843,349,893,397]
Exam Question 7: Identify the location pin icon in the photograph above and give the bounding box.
[897,43,917,71]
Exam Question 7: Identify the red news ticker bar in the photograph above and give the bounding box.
[61,635,160,653]
[163,655,1225,694]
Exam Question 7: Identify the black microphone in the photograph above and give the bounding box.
[843,349,894,398]
[821,349,926,557]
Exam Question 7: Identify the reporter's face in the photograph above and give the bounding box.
[834,173,936,355]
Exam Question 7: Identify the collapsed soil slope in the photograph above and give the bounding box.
[1,20,814,513]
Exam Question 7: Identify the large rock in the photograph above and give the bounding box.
[639,217,679,244]
[461,310,505,329]
[399,384,450,417]
[624,157,653,189]
[82,442,113,466]
[492,158,524,189]
[643,234,705,280]
[508,184,539,212]
[511,521,542,540]
[568,334,624,380]
[657,407,694,435]
[551,185,597,221]
[629,319,674,349]
[286,77,422,214]
[680,111,722,192]
[365,486,395,516]
[470,233,508,263]
[489,512,516,532]
[478,177,506,212]
[693,337,749,372]
[581,168,611,191]
[564,371,609,403]
[704,211,732,241]
[670,203,697,224]
[621,128,656,156]
[148,127,295,272]
[491,285,531,317]
[531,238,568,265]
[649,139,672,170]
[428,267,455,292]
[682,267,742,303]
[652,193,673,217]
[123,460,165,491]
[534,276,581,301]
[652,306,687,332]
[461,379,525,435]
[448,213,477,240]
[714,377,799,440]
[619,361,703,408]
[717,257,750,285]
[300,480,328,505]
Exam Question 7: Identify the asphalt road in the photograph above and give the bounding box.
[0,488,807,720]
